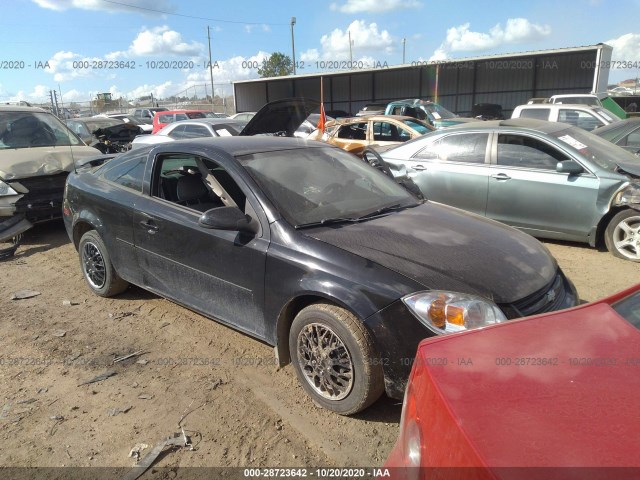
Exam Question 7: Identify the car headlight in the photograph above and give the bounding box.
[0,180,18,197]
[614,184,640,206]
[403,291,507,334]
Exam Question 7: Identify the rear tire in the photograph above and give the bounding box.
[289,303,384,415]
[78,230,129,297]
[605,209,640,262]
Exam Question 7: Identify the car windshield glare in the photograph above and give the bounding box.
[403,120,431,134]
[551,126,639,171]
[238,147,417,226]
[0,111,83,149]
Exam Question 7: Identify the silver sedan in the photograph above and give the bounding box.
[379,118,640,261]
[131,118,247,148]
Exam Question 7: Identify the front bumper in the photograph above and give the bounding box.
[2,173,69,223]
[365,269,579,399]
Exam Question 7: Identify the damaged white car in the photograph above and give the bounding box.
[0,105,101,258]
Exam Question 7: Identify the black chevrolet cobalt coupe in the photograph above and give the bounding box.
[63,137,577,414]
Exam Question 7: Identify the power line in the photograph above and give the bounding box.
[100,0,289,26]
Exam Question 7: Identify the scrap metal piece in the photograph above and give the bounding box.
[0,216,32,260]
[77,370,116,387]
[11,289,41,300]
[121,432,189,480]
[113,351,144,364]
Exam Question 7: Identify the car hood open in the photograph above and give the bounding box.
[616,158,640,177]
[307,202,557,304]
[0,145,102,180]
[240,98,320,137]
[92,123,143,143]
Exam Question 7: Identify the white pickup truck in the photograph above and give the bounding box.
[511,103,620,131]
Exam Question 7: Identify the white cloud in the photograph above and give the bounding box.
[4,85,51,103]
[606,33,640,67]
[330,0,421,13]
[32,0,174,14]
[107,26,204,58]
[300,20,394,61]
[430,18,551,60]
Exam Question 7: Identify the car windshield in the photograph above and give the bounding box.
[238,147,418,227]
[403,119,431,134]
[593,108,619,123]
[550,126,639,171]
[420,102,456,119]
[613,291,640,329]
[82,119,122,132]
[0,111,82,149]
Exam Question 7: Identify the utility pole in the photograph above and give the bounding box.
[207,26,215,112]
[402,38,406,64]
[291,17,296,75]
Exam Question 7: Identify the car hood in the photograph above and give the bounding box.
[434,117,478,127]
[0,145,102,180]
[616,158,640,177]
[92,123,143,143]
[306,202,557,304]
[240,98,320,137]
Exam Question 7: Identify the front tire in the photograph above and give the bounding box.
[289,303,384,415]
[78,230,129,297]
[605,209,640,262]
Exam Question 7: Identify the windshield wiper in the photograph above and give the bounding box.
[295,203,420,229]
[294,217,359,229]
[355,203,417,220]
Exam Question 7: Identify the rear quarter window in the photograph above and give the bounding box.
[518,108,551,120]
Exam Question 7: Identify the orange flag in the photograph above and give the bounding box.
[318,76,326,133]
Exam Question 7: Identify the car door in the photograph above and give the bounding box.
[407,132,492,215]
[485,132,600,240]
[133,151,269,338]
[332,121,368,155]
[371,120,415,148]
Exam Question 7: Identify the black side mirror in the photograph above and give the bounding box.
[199,206,254,233]
[556,160,584,175]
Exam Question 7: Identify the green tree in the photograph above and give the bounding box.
[258,52,293,78]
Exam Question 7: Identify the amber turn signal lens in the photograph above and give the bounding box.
[429,295,447,328]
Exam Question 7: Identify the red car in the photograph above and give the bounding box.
[384,284,640,480]
[152,110,207,133]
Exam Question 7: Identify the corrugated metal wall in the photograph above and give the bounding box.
[234,47,606,117]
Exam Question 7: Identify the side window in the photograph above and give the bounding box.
[175,114,189,121]
[622,130,640,148]
[558,109,603,131]
[167,125,187,139]
[416,133,488,164]
[182,125,212,138]
[337,122,367,140]
[152,154,246,212]
[102,155,146,192]
[497,134,567,170]
[519,108,551,120]
[158,114,173,124]
[373,122,400,142]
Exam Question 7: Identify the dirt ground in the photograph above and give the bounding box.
[0,222,638,475]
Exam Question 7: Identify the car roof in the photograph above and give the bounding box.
[517,103,600,110]
[166,118,246,126]
[433,118,573,134]
[0,105,49,113]
[152,136,327,157]
[155,109,207,115]
[330,115,425,123]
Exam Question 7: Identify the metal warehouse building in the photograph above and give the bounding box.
[233,44,612,117]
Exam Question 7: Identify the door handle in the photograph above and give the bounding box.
[491,173,511,180]
[139,219,159,233]
[413,164,427,171]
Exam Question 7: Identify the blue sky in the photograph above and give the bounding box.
[1,0,639,104]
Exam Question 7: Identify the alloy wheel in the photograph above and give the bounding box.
[82,241,106,289]
[296,323,354,401]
